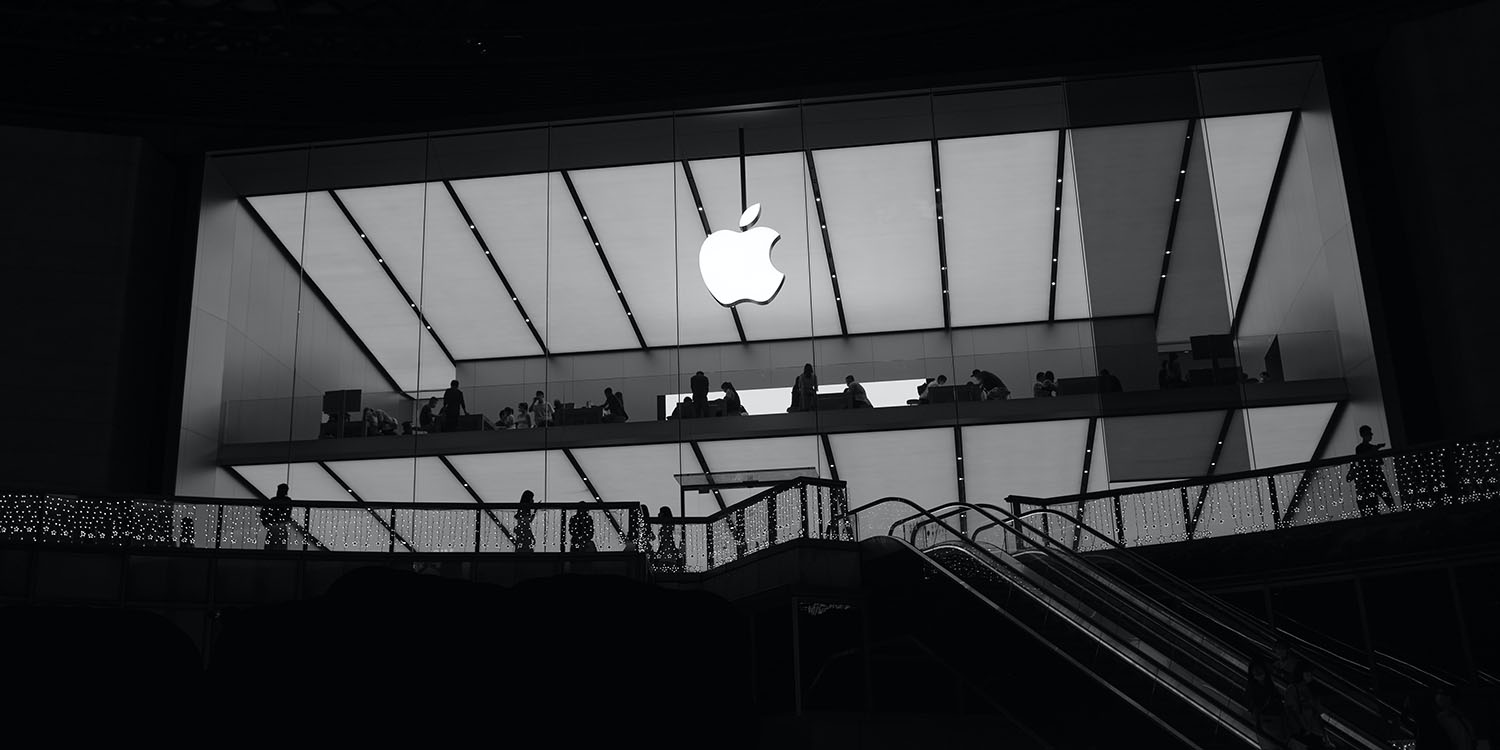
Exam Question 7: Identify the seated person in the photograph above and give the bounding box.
[1043,370,1058,396]
[916,374,947,404]
[513,402,532,429]
[1098,369,1122,393]
[721,382,747,415]
[602,388,629,423]
[670,395,693,420]
[844,375,872,408]
[362,407,399,435]
[1032,371,1049,398]
[418,397,440,432]
[497,407,515,430]
[970,369,1010,400]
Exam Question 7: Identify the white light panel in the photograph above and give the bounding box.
[247,192,455,393]
[571,442,693,509]
[545,173,642,352]
[1054,132,1091,320]
[569,163,681,348]
[232,462,350,502]
[697,435,826,511]
[445,450,589,505]
[1245,403,1336,470]
[828,428,956,510]
[448,173,552,344]
[961,420,1090,506]
[324,458,417,503]
[813,143,943,333]
[671,162,741,345]
[1203,112,1293,316]
[414,457,478,503]
[941,131,1059,326]
[665,378,927,416]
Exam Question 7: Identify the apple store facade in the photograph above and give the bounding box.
[176,59,1389,530]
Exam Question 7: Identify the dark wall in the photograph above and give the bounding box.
[0,126,191,494]
[1328,0,1500,444]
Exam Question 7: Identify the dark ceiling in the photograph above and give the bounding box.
[0,0,1475,150]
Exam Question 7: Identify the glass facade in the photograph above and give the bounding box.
[177,60,1388,517]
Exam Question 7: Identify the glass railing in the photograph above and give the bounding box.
[1001,436,1500,551]
[0,477,850,569]
[0,492,638,554]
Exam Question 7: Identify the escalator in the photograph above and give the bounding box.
[859,513,1259,748]
[952,503,1406,748]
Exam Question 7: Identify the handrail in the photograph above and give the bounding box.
[0,491,642,513]
[653,476,845,526]
[986,506,1409,727]
[1017,434,1496,508]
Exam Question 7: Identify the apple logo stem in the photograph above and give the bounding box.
[700,202,786,307]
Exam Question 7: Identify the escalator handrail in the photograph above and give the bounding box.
[985,507,1407,714]
[879,533,1251,749]
[868,501,1273,742]
[957,503,1405,748]
[988,506,1414,735]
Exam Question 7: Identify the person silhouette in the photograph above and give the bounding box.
[259,483,293,551]
[690,370,710,418]
[442,379,468,431]
[1346,425,1394,516]
[655,505,682,568]
[721,382,745,415]
[625,502,655,553]
[568,502,597,553]
[1244,655,1287,748]
[795,363,818,412]
[513,490,537,553]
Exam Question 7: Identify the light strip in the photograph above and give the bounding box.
[930,140,952,329]
[804,152,850,336]
[442,181,548,356]
[328,189,458,366]
[559,170,648,349]
[681,161,747,343]
[1151,120,1197,319]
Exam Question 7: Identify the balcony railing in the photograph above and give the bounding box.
[0,477,852,574]
[979,436,1500,551]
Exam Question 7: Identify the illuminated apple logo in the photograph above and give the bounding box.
[699,203,785,307]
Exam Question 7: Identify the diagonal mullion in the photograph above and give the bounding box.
[1048,129,1066,321]
[931,140,952,329]
[1186,409,1237,538]
[1152,119,1198,320]
[681,161,747,343]
[442,181,548,356]
[820,434,840,483]
[1073,417,1098,550]
[1228,111,1301,339]
[327,189,458,368]
[318,461,416,552]
[559,170,648,350]
[561,448,626,541]
[240,197,407,397]
[805,151,850,336]
[437,454,515,547]
[688,441,727,512]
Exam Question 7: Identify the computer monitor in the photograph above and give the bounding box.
[1189,334,1235,360]
[322,389,362,415]
[1056,376,1100,396]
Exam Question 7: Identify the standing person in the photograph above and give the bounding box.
[1166,353,1185,388]
[970,368,1010,400]
[844,375,872,408]
[690,371,711,418]
[419,397,440,432]
[531,391,554,428]
[568,502,597,553]
[1272,639,1304,684]
[442,379,468,431]
[513,490,536,553]
[721,382,746,416]
[795,363,818,412]
[259,483,293,551]
[603,388,629,423]
[625,503,655,553]
[1346,425,1394,516]
[1244,656,1287,748]
[655,506,682,568]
